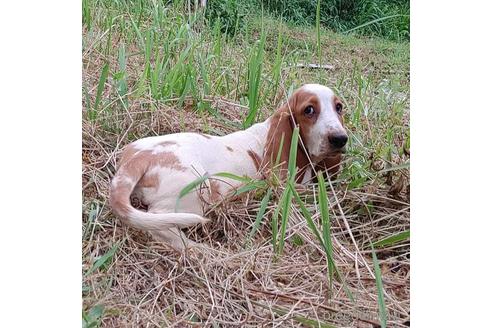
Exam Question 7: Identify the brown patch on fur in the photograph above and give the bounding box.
[119,144,139,169]
[158,141,178,147]
[137,172,160,189]
[122,150,186,176]
[110,147,187,218]
[154,151,187,171]
[208,180,223,202]
[247,150,261,171]
[226,146,234,152]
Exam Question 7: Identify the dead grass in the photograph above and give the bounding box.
[83,101,409,327]
[82,4,409,327]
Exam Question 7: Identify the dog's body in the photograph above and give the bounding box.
[110,84,348,250]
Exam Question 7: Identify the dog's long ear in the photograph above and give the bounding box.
[262,105,292,178]
[261,102,309,180]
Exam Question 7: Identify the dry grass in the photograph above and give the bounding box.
[83,101,409,327]
[82,2,409,327]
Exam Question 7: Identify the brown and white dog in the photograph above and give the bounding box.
[110,84,348,250]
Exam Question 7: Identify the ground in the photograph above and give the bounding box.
[83,2,409,327]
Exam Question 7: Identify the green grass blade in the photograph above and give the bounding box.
[116,43,128,107]
[175,173,210,211]
[371,243,387,328]
[271,197,281,253]
[232,180,267,196]
[317,171,334,288]
[247,188,273,242]
[214,172,252,183]
[277,187,292,255]
[85,242,119,276]
[127,5,145,49]
[288,181,323,245]
[344,15,408,35]
[176,172,266,211]
[287,127,299,178]
[93,62,109,113]
[374,230,410,248]
[277,127,299,255]
[82,304,105,328]
[288,179,354,301]
[274,133,285,167]
[377,162,410,174]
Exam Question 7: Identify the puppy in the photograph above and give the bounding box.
[110,84,348,250]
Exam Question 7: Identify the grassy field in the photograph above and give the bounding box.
[82,0,409,326]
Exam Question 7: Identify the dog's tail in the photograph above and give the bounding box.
[109,161,207,232]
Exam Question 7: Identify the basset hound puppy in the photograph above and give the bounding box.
[110,84,348,250]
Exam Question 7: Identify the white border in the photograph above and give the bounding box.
[1,0,492,326]
[0,1,81,326]
[412,0,492,326]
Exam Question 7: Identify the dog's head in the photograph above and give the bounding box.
[263,84,347,179]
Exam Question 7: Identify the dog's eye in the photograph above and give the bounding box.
[335,103,343,114]
[304,105,315,117]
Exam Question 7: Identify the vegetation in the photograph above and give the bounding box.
[83,0,409,326]
[206,0,410,41]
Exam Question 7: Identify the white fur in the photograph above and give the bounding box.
[120,120,270,215]
[301,84,347,159]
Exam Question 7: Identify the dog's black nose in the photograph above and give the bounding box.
[329,134,348,148]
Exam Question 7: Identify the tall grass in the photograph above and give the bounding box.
[274,126,299,254]
[371,243,387,328]
[270,27,283,97]
[317,171,335,288]
[243,24,266,128]
[315,0,321,68]
[91,62,109,119]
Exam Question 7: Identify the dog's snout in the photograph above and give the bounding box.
[328,134,348,149]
